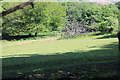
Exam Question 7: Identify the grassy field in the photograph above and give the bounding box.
[2,33,120,79]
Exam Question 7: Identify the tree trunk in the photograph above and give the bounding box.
[118,32,120,51]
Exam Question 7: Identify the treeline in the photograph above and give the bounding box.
[2,2,66,39]
[1,2,119,39]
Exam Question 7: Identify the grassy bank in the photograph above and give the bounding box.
[2,33,119,79]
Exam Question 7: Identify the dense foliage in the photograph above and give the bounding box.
[62,2,118,34]
[1,2,119,39]
[115,1,120,30]
[2,2,66,38]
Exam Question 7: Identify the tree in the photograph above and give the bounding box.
[2,2,66,38]
[115,1,120,51]
[61,2,118,38]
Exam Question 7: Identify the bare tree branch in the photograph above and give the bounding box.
[0,2,34,17]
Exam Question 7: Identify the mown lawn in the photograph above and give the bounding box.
[2,33,120,79]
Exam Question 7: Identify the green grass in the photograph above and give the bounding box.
[2,33,119,79]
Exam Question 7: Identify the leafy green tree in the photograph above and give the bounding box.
[2,2,66,37]
[115,1,120,30]
[62,2,118,33]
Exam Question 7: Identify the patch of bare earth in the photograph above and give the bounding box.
[3,37,59,46]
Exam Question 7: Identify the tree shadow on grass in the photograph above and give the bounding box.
[2,42,120,80]
[96,34,117,39]
[2,35,46,41]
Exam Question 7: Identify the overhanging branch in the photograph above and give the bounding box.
[0,2,34,17]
